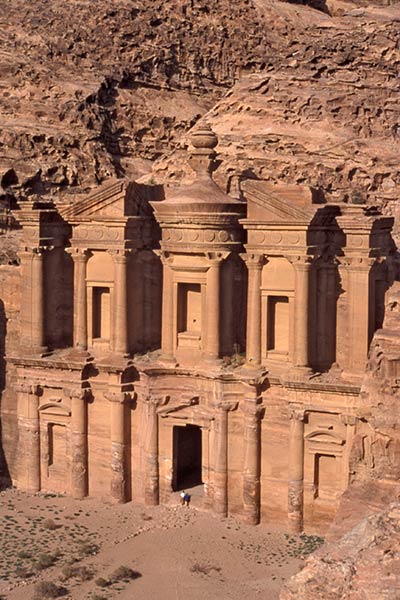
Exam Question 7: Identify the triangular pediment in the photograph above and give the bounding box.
[242,180,317,223]
[59,180,136,221]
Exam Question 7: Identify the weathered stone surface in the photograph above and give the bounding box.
[280,501,400,600]
[152,3,400,237]
[0,0,300,204]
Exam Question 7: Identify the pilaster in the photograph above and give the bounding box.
[241,397,263,525]
[16,381,41,493]
[109,249,130,356]
[243,254,266,366]
[140,394,168,506]
[288,405,305,533]
[68,248,90,351]
[212,400,237,518]
[105,391,130,504]
[64,387,89,499]
[288,256,313,372]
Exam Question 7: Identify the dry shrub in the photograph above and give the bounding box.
[61,565,93,581]
[95,577,110,588]
[33,581,67,599]
[190,562,221,575]
[43,518,61,530]
[110,565,141,582]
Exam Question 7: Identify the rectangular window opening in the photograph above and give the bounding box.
[93,287,111,340]
[177,283,202,335]
[267,296,289,353]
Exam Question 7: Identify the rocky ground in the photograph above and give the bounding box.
[0,488,320,600]
[280,499,400,600]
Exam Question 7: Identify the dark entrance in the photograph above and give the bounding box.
[172,424,203,491]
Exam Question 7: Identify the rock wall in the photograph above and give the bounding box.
[153,4,400,238]
[0,0,297,203]
[280,501,400,600]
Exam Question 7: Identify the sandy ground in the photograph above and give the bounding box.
[0,488,317,600]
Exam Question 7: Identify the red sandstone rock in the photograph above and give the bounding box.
[280,500,400,600]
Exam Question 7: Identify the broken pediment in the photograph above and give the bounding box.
[242,180,318,224]
[59,179,139,222]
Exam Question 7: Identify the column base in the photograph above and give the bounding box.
[286,365,313,380]
[158,354,178,367]
[340,370,364,384]
[202,354,223,367]
[25,345,48,358]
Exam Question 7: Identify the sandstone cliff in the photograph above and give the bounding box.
[153,2,400,238]
[1,0,399,238]
[0,0,302,204]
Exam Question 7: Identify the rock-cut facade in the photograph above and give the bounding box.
[2,126,398,533]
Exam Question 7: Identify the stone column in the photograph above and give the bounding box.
[70,249,89,351]
[341,413,357,491]
[213,400,236,518]
[205,258,223,361]
[345,258,373,374]
[31,248,46,352]
[242,398,262,525]
[142,396,166,506]
[17,382,41,493]
[291,257,312,370]
[288,407,305,533]
[161,255,175,361]
[317,260,329,370]
[112,250,129,356]
[68,388,88,499]
[107,392,128,503]
[244,254,265,366]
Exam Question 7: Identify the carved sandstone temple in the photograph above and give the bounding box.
[3,126,398,532]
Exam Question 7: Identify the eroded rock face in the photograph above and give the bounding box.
[280,501,400,600]
[350,282,400,483]
[154,3,400,237]
[0,0,298,204]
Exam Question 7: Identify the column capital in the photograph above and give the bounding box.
[66,247,91,262]
[288,405,306,421]
[205,251,230,266]
[15,381,41,396]
[287,255,314,269]
[241,253,266,269]
[140,394,169,408]
[340,413,357,426]
[241,398,264,417]
[108,248,132,263]
[155,250,175,266]
[105,391,134,404]
[340,256,376,271]
[63,387,90,401]
[212,400,238,413]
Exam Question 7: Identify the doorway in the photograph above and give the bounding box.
[172,425,203,491]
